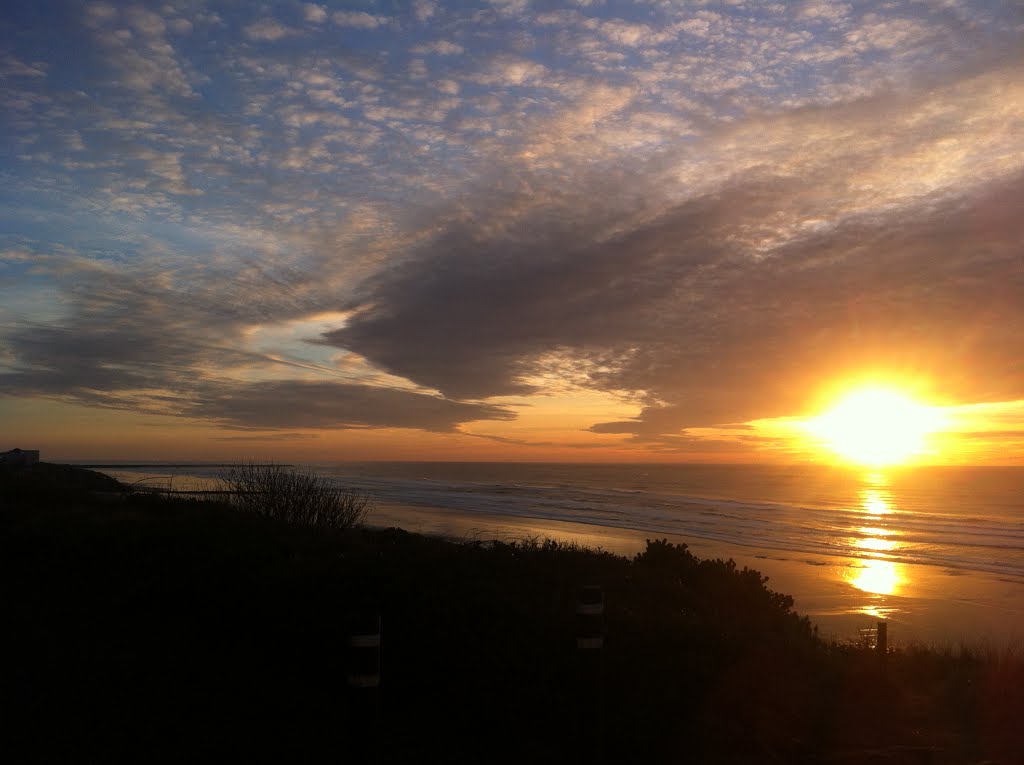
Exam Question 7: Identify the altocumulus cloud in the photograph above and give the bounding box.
[0,1,1022,444]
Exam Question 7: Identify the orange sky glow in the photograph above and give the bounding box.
[5,384,1022,465]
[2,2,1022,465]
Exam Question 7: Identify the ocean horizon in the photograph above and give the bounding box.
[94,460,1024,646]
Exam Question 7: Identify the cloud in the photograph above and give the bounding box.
[0,54,47,78]
[412,40,465,56]
[124,6,167,37]
[327,164,1024,435]
[798,1,852,23]
[0,247,514,433]
[80,9,198,99]
[302,4,327,24]
[332,11,389,30]
[435,79,460,95]
[83,2,117,27]
[488,0,531,19]
[597,19,665,48]
[192,380,514,431]
[414,0,437,23]
[321,59,1024,435]
[471,55,548,86]
[168,18,193,35]
[243,19,299,41]
[3,0,1024,452]
[211,432,321,441]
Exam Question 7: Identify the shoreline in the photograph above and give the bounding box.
[367,499,1024,647]
[94,466,1024,647]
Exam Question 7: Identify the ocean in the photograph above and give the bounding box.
[98,461,1024,645]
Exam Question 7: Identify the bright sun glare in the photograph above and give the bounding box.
[807,387,945,467]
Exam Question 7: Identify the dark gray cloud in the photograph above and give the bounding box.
[210,433,321,441]
[328,167,1024,437]
[0,255,259,406]
[0,252,515,432]
[188,380,514,431]
[327,183,735,399]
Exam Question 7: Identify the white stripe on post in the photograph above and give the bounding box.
[350,634,381,648]
[348,614,381,688]
[576,585,604,650]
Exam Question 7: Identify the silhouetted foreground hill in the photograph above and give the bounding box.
[2,464,1021,763]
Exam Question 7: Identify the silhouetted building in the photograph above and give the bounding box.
[1,448,40,466]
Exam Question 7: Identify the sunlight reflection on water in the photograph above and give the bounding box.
[841,475,907,614]
[848,557,902,596]
[860,488,893,516]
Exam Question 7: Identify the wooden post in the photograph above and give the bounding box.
[349,612,381,726]
[576,585,604,650]
[575,586,605,763]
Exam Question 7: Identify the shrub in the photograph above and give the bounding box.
[219,462,371,530]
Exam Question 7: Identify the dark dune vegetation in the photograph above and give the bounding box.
[2,463,1021,764]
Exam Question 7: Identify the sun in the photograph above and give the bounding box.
[806,387,945,467]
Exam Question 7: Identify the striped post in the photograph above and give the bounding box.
[576,585,605,763]
[349,613,381,689]
[576,586,604,649]
[347,612,381,751]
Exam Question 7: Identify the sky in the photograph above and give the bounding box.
[1,0,1023,463]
